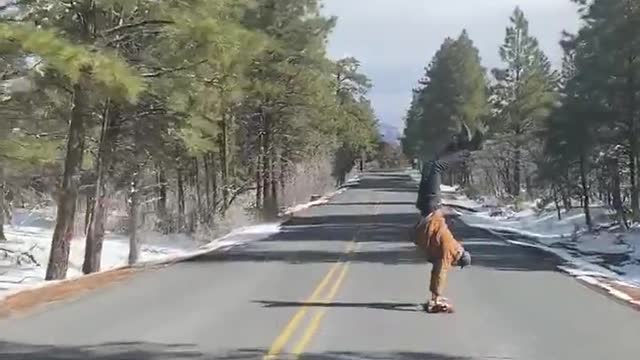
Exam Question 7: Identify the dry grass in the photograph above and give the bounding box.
[0,267,139,318]
[608,281,640,305]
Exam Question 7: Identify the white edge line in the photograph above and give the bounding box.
[481,226,640,307]
[409,169,640,307]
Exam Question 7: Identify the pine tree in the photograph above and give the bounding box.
[1,0,380,277]
[566,0,640,220]
[491,7,556,197]
[401,31,488,164]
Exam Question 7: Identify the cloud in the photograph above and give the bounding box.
[322,0,582,128]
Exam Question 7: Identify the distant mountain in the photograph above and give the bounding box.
[378,122,401,145]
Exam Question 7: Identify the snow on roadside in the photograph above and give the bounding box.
[0,220,285,300]
[1,175,351,300]
[405,169,640,288]
[0,224,211,297]
[453,197,640,287]
[461,205,614,239]
[280,174,360,216]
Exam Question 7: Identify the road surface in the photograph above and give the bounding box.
[1,171,640,359]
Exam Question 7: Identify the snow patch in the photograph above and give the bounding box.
[1,173,354,300]
[457,202,640,287]
[405,169,640,290]
[1,215,285,301]
[576,275,640,306]
[441,184,459,193]
[280,174,359,216]
[227,223,281,236]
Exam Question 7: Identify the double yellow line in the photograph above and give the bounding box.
[263,240,358,360]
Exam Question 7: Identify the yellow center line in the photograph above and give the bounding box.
[291,248,355,355]
[264,199,382,359]
[291,201,382,357]
[263,241,354,360]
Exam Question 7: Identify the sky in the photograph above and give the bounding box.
[322,0,583,131]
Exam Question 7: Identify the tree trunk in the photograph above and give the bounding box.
[256,157,263,210]
[256,120,264,211]
[203,156,211,225]
[611,161,628,229]
[279,153,287,201]
[221,114,230,209]
[626,56,639,220]
[270,145,278,213]
[188,161,197,233]
[83,194,93,235]
[177,166,185,232]
[512,146,521,197]
[262,115,277,219]
[0,168,6,241]
[83,100,117,274]
[46,81,87,280]
[629,145,638,219]
[156,164,168,233]
[503,164,511,196]
[553,185,562,221]
[210,153,218,220]
[194,158,202,226]
[128,166,140,265]
[579,153,592,231]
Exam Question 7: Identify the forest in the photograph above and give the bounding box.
[402,0,640,231]
[0,0,392,280]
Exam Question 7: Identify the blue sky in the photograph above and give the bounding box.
[322,0,582,130]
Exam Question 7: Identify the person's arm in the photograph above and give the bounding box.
[430,258,451,301]
[429,220,460,302]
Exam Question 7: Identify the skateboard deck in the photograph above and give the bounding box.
[423,302,455,313]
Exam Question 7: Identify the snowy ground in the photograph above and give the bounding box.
[0,210,281,299]
[458,202,640,287]
[0,176,359,300]
[408,169,640,288]
[0,202,327,299]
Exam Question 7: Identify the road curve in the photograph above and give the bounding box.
[1,171,639,360]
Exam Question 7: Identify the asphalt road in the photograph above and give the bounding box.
[1,171,640,360]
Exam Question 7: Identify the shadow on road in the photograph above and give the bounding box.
[282,213,418,227]
[190,217,564,272]
[254,300,422,313]
[0,341,495,359]
[0,341,203,359]
[189,170,565,273]
[341,173,418,191]
[374,188,419,193]
[321,202,417,206]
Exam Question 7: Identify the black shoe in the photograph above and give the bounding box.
[441,123,484,156]
[455,122,484,152]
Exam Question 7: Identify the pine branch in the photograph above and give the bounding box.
[141,60,208,78]
[0,246,40,266]
[103,20,174,35]
[8,129,67,139]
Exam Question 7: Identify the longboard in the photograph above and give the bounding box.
[422,302,455,313]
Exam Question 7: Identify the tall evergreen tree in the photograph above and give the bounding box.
[490,7,556,196]
[1,0,380,279]
[401,31,488,165]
